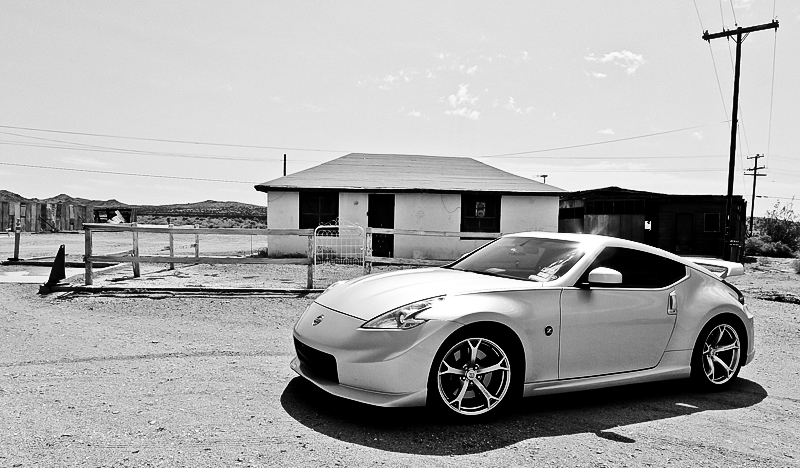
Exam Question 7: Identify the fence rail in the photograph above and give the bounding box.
[83,223,315,287]
[82,223,500,289]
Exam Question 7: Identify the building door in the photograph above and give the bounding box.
[368,194,395,258]
[675,213,694,254]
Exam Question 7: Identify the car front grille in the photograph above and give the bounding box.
[294,337,339,384]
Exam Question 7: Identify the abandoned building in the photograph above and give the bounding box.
[558,187,747,259]
[255,153,564,260]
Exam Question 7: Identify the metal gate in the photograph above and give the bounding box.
[313,219,366,288]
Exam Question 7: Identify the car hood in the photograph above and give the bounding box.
[315,267,540,320]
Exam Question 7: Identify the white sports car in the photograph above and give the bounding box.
[291,232,754,418]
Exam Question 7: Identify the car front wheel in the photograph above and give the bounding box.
[692,318,743,389]
[430,335,515,417]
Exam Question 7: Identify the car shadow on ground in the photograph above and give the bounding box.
[280,376,767,455]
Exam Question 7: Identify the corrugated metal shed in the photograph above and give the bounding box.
[254,153,564,194]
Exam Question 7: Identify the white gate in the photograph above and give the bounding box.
[313,219,366,288]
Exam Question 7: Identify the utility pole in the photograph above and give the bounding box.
[283,154,287,176]
[703,19,778,260]
[745,154,766,237]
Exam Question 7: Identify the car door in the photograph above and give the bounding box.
[559,247,687,379]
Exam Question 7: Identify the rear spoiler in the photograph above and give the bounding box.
[684,258,745,279]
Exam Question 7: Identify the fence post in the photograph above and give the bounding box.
[307,235,314,289]
[364,228,372,275]
[168,223,175,270]
[84,227,93,285]
[11,219,21,261]
[131,222,141,278]
[194,224,200,258]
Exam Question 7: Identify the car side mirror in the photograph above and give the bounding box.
[587,267,622,285]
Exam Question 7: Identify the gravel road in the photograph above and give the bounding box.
[1,256,798,467]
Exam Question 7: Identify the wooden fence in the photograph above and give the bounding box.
[83,223,501,289]
[83,223,315,287]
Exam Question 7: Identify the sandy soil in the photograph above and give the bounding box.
[0,234,798,467]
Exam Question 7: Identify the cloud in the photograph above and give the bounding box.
[379,74,399,90]
[459,64,478,75]
[585,50,646,75]
[692,131,704,140]
[732,0,754,9]
[597,128,615,135]
[445,107,481,121]
[505,97,533,115]
[302,104,322,112]
[448,84,479,107]
[591,71,607,79]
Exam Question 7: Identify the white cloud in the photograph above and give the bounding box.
[597,128,615,135]
[459,64,478,75]
[585,50,646,75]
[521,51,529,61]
[302,104,322,112]
[505,97,533,115]
[448,84,479,107]
[591,71,607,79]
[379,74,399,90]
[692,131,704,140]
[732,0,754,9]
[445,107,481,121]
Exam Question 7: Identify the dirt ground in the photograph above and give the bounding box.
[1,234,799,467]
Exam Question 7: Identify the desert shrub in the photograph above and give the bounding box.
[754,200,800,251]
[745,236,795,258]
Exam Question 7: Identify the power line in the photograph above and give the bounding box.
[1,121,728,161]
[0,124,348,153]
[0,162,256,184]
[0,139,271,163]
[477,122,727,158]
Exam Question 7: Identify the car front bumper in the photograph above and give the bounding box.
[291,301,461,407]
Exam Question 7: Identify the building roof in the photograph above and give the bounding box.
[561,186,745,201]
[254,153,564,195]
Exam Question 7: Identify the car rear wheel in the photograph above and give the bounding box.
[691,318,743,389]
[430,334,515,417]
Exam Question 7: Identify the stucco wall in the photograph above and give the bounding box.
[265,191,560,260]
[500,196,560,233]
[266,191,307,256]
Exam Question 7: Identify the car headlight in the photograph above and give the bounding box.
[361,296,445,330]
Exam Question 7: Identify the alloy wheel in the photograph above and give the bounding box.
[436,337,511,416]
[701,323,741,385]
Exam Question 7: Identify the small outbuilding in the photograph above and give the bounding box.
[558,187,746,260]
[255,153,564,260]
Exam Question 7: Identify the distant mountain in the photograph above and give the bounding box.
[0,190,265,215]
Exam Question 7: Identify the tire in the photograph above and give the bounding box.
[691,317,744,390]
[427,330,521,418]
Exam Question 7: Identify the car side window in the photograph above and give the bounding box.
[579,247,686,288]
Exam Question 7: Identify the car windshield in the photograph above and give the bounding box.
[447,237,584,282]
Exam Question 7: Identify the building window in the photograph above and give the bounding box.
[299,192,339,229]
[703,213,720,233]
[461,193,501,233]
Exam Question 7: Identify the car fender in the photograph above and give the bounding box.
[666,270,751,356]
[421,289,563,383]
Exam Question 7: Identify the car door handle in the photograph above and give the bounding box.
[667,291,678,315]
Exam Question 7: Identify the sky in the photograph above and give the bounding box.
[1,1,797,217]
